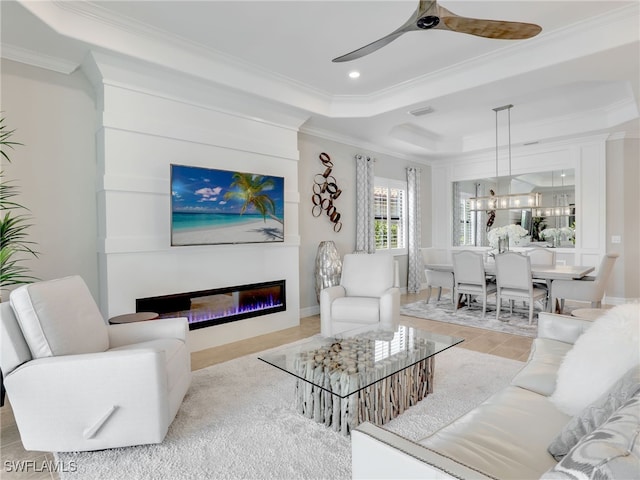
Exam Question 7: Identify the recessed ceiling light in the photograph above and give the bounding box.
[348,71,360,79]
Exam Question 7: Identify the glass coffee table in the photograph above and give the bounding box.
[259,324,463,435]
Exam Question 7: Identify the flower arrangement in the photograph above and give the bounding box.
[540,227,575,246]
[487,224,528,249]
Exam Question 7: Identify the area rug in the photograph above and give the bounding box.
[56,345,523,480]
[400,295,577,338]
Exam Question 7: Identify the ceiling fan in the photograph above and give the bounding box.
[332,0,542,62]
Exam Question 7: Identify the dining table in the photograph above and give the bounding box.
[424,262,595,312]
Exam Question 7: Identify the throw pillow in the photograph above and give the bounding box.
[541,391,640,480]
[550,304,640,416]
[548,365,640,461]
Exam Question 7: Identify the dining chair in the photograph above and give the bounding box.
[420,248,454,304]
[495,252,548,324]
[526,248,556,300]
[551,253,619,314]
[452,251,496,318]
[527,248,556,266]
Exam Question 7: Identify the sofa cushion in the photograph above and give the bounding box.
[548,365,640,461]
[419,385,571,479]
[511,337,573,396]
[550,304,640,416]
[541,391,640,480]
[9,276,109,358]
[537,312,593,344]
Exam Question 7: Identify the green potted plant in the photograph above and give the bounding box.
[0,117,38,301]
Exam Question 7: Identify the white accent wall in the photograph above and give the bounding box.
[83,52,306,352]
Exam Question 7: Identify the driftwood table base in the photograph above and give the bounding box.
[259,325,462,437]
[295,356,435,436]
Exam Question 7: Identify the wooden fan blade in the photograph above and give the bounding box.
[332,1,427,62]
[332,31,407,62]
[442,16,542,40]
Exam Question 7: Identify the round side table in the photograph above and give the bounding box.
[571,308,607,321]
[108,312,159,325]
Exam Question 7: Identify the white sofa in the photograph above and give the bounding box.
[352,306,640,479]
[0,276,192,452]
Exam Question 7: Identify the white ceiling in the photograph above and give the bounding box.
[2,0,639,163]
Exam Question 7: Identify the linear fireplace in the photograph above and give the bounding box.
[136,280,286,330]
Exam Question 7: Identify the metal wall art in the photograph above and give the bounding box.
[312,152,343,232]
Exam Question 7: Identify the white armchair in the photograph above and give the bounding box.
[320,253,400,336]
[0,275,191,452]
[551,253,619,313]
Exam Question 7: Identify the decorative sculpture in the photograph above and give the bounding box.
[314,240,342,302]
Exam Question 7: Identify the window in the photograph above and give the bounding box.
[374,177,407,253]
[459,193,475,246]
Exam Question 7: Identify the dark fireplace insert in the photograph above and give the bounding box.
[136,280,286,330]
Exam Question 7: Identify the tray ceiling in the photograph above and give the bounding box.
[2,1,638,161]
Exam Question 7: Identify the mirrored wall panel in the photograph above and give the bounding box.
[453,169,575,248]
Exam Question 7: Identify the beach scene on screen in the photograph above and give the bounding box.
[171,164,285,245]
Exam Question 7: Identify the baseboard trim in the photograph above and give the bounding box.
[605,296,640,305]
[300,305,320,318]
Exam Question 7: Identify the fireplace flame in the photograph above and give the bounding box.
[159,295,284,325]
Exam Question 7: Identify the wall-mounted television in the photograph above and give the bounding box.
[171,164,285,246]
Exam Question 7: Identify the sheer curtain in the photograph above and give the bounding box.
[355,154,375,253]
[452,181,462,246]
[406,167,422,293]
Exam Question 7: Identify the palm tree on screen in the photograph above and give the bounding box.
[223,173,282,224]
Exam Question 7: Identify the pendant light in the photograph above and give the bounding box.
[469,104,540,212]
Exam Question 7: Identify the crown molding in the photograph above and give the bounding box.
[52,0,333,97]
[608,130,640,141]
[82,51,311,134]
[20,0,333,114]
[299,125,431,165]
[608,132,628,141]
[19,1,639,121]
[1,43,78,74]
[327,3,640,117]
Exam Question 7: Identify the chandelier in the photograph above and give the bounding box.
[468,105,572,217]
